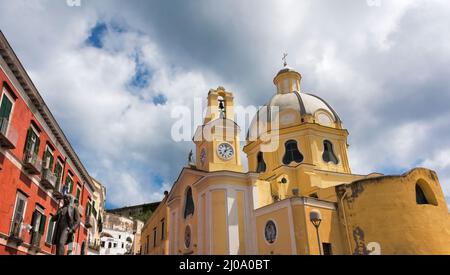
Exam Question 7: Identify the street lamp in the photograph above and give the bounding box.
[310,209,323,255]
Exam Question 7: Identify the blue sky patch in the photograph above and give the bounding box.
[86,22,108,48]
[153,94,167,105]
[128,49,152,89]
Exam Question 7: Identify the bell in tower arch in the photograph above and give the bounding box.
[218,96,226,119]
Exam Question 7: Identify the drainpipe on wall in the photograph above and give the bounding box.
[339,190,352,255]
[302,198,311,255]
[61,157,68,195]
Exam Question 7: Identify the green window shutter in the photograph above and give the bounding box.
[34,136,40,156]
[86,203,91,216]
[43,149,54,170]
[54,163,63,183]
[14,199,25,222]
[49,155,54,171]
[69,179,74,193]
[30,210,39,230]
[43,150,49,169]
[39,215,46,235]
[65,176,72,193]
[24,128,32,154]
[46,220,54,243]
[0,95,13,119]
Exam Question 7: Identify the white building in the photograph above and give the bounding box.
[100,228,134,255]
[99,212,142,255]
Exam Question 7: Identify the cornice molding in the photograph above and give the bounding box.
[0,31,94,191]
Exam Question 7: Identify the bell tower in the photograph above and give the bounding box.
[193,87,243,173]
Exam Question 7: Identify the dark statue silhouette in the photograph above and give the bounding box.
[51,195,81,255]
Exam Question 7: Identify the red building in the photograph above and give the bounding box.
[0,31,96,255]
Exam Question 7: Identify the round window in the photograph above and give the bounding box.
[184,225,192,249]
[264,220,277,244]
[317,112,333,126]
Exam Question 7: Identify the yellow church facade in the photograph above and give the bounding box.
[141,65,450,255]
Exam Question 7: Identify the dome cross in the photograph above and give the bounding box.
[282,53,288,67]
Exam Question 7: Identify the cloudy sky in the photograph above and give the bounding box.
[1,0,449,209]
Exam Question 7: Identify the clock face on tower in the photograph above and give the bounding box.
[217,143,234,161]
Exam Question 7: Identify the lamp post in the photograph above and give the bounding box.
[310,209,323,255]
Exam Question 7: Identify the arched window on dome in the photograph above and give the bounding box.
[322,140,339,164]
[184,187,195,219]
[256,152,267,173]
[282,140,303,165]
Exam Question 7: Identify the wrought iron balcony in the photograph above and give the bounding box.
[8,219,24,245]
[41,168,57,190]
[23,152,41,175]
[0,117,18,149]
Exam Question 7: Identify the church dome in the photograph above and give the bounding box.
[247,66,341,141]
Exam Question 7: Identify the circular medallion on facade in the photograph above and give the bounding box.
[264,220,277,244]
[184,225,192,249]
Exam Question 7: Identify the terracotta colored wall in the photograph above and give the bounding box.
[0,61,89,255]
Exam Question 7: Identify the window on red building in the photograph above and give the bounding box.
[0,87,15,136]
[54,159,64,191]
[10,191,28,240]
[75,185,81,205]
[24,125,40,161]
[86,199,92,217]
[64,173,74,195]
[42,145,54,172]
[30,205,46,248]
[45,215,56,245]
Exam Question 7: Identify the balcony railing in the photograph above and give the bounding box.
[41,168,57,190]
[85,214,95,229]
[8,219,24,244]
[0,117,18,150]
[52,178,64,199]
[23,151,42,175]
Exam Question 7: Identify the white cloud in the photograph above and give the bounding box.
[1,0,450,208]
[421,149,450,199]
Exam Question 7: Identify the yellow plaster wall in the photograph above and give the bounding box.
[211,190,228,254]
[141,198,169,255]
[291,204,309,255]
[302,205,344,255]
[256,207,293,255]
[337,168,450,255]
[237,191,246,255]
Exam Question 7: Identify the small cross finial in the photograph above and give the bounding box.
[282,53,288,67]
